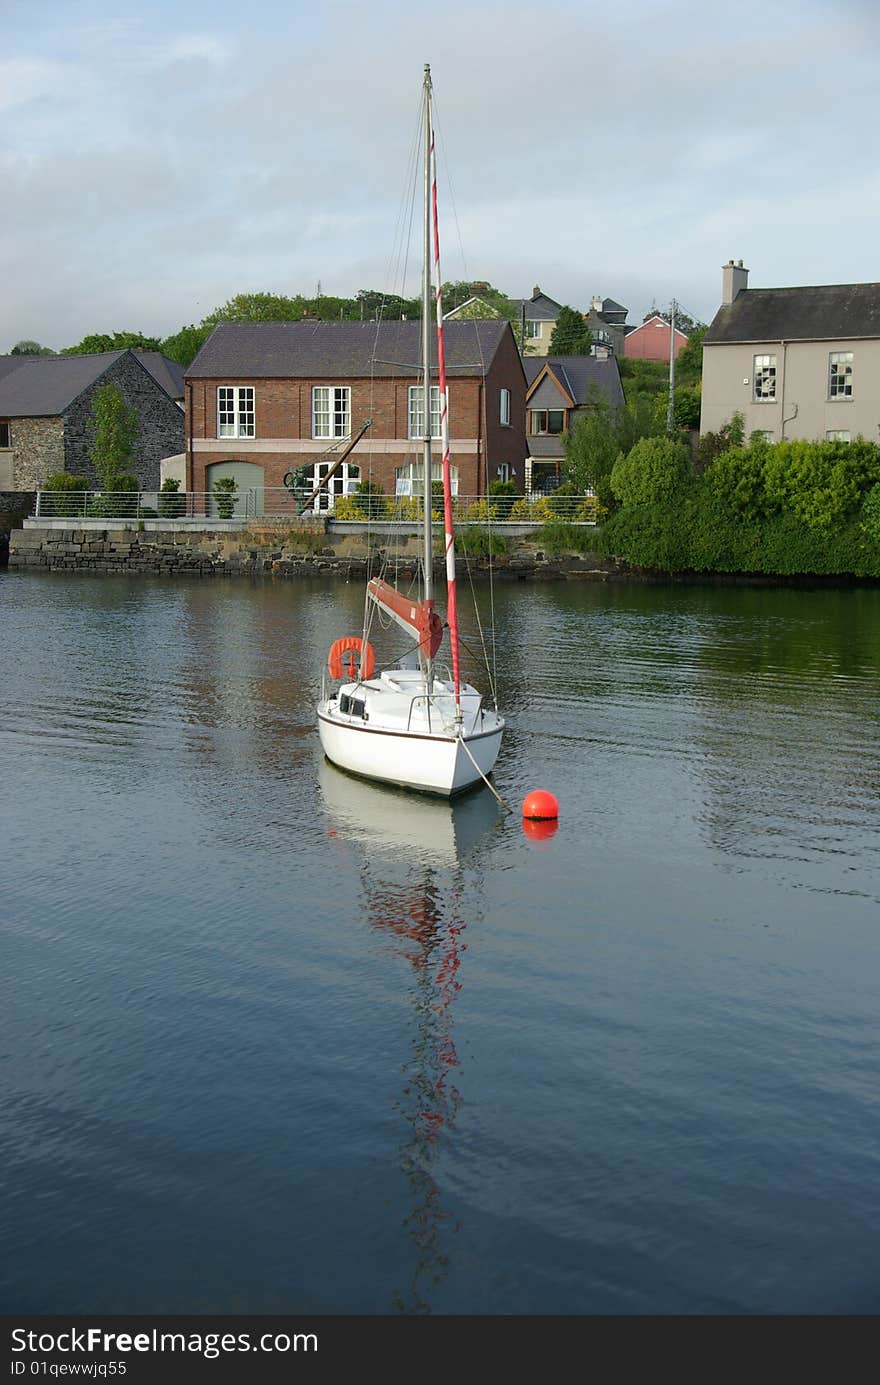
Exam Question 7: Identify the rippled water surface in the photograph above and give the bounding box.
[2,570,880,1313]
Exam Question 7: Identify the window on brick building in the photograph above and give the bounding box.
[408,385,442,440]
[0,420,10,448]
[500,388,511,426]
[217,386,255,437]
[395,461,458,497]
[312,386,351,439]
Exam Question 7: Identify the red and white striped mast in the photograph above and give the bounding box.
[423,63,462,721]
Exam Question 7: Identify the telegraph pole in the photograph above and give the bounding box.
[666,299,677,433]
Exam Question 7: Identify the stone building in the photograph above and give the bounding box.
[0,350,184,493]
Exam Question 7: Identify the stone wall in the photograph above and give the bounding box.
[9,417,65,488]
[8,522,619,582]
[64,352,185,490]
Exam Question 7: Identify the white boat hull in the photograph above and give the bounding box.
[317,683,504,797]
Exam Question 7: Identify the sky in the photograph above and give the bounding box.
[4,0,879,350]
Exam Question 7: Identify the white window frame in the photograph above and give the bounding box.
[500,387,511,426]
[753,430,774,443]
[217,386,255,438]
[826,429,851,442]
[753,355,776,402]
[312,386,351,439]
[829,352,853,400]
[525,320,541,339]
[407,385,443,440]
[394,461,458,497]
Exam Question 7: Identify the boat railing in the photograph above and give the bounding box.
[406,690,483,735]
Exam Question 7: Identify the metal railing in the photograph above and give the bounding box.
[32,488,601,524]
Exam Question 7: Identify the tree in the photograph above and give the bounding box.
[548,305,592,355]
[675,324,707,386]
[160,323,213,367]
[91,383,138,486]
[10,339,54,355]
[610,435,692,507]
[65,331,161,355]
[563,389,663,507]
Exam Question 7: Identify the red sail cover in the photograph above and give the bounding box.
[367,578,443,658]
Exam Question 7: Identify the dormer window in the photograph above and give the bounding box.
[529,409,565,435]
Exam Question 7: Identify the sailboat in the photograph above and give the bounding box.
[316,64,505,797]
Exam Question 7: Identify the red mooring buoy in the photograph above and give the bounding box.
[522,816,559,843]
[522,789,559,821]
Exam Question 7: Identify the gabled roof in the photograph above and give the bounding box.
[443,296,502,319]
[0,350,184,416]
[185,319,515,379]
[509,288,562,321]
[706,282,880,344]
[630,315,689,339]
[601,298,627,316]
[523,354,625,408]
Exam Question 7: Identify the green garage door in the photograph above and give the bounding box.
[206,461,265,517]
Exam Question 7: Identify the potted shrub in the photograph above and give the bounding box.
[213,476,239,519]
[158,477,185,519]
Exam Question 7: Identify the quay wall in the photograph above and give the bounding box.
[8,521,620,581]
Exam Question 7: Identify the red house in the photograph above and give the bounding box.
[184,320,526,511]
[624,315,688,364]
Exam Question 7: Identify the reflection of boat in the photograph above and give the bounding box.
[316,64,504,797]
[320,757,497,1312]
[318,758,501,866]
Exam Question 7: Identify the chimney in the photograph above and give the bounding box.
[721,258,749,305]
[591,295,603,313]
[532,285,541,299]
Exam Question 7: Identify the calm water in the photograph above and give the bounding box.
[2,569,880,1314]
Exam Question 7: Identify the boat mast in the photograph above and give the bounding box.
[421,64,434,691]
[428,72,462,717]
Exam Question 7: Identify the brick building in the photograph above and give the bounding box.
[184,320,527,509]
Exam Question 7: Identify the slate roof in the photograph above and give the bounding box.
[601,298,627,315]
[509,291,561,321]
[185,320,514,379]
[0,351,185,416]
[523,355,625,409]
[706,283,880,345]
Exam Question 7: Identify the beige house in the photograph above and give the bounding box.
[701,262,880,444]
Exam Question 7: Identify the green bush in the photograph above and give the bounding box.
[43,472,89,517]
[488,478,518,517]
[610,435,691,507]
[860,483,880,542]
[457,526,508,557]
[87,474,139,518]
[158,477,185,518]
[352,479,387,519]
[212,476,239,519]
[534,520,598,555]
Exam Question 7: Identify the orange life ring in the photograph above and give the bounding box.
[328,636,375,682]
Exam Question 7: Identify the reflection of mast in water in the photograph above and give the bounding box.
[364,865,465,1314]
[319,762,499,1314]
